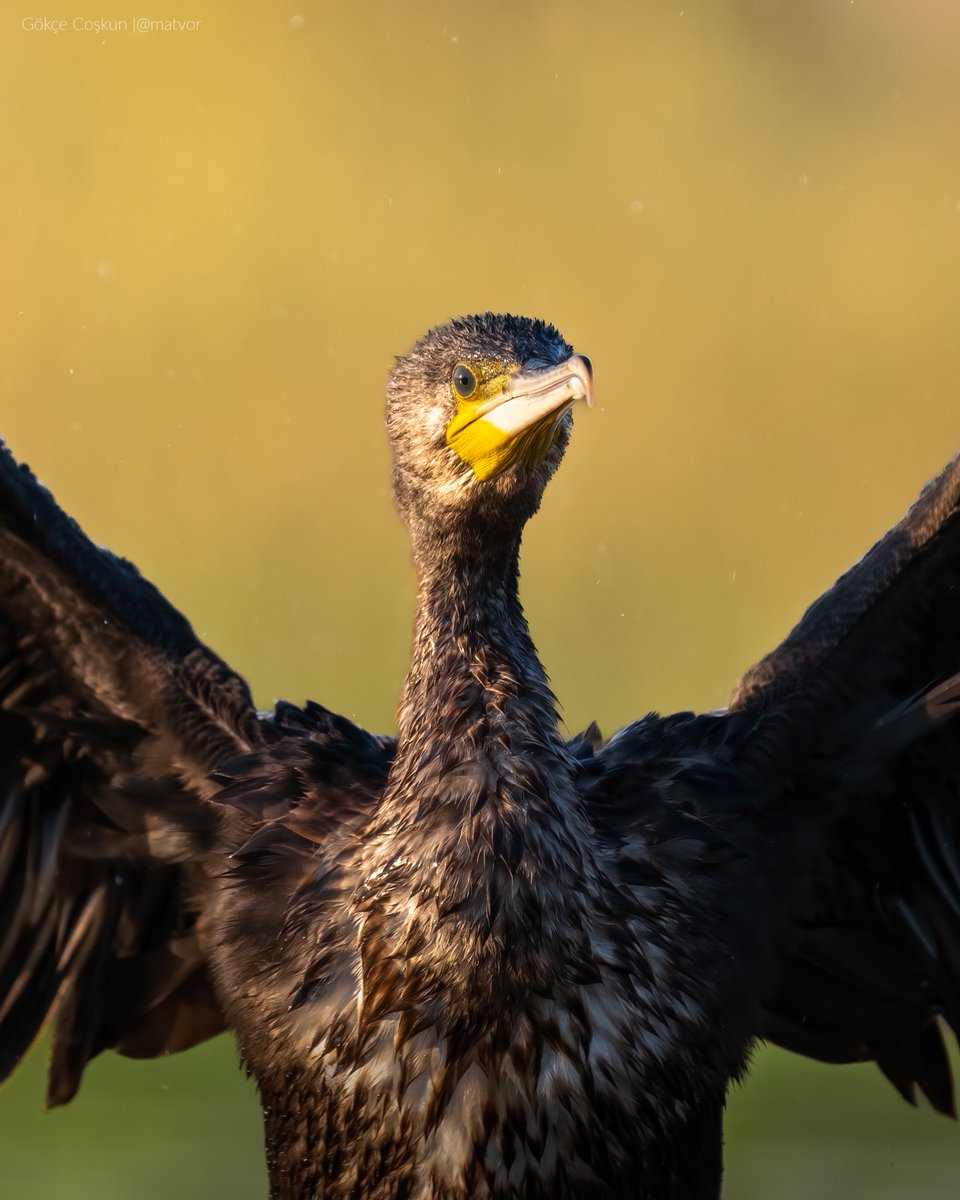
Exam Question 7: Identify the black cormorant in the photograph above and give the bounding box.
[2,312,960,1199]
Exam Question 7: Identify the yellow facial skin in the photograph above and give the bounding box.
[445,356,585,482]
[445,358,522,482]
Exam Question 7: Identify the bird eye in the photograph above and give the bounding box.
[453,364,477,398]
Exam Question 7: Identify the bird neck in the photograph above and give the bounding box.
[373,524,585,890]
[397,532,563,758]
[365,527,589,996]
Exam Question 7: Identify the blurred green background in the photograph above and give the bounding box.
[3,0,960,1195]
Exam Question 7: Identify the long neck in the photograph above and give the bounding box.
[397,531,563,759]
[367,524,587,968]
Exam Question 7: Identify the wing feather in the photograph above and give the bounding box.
[729,451,960,1113]
[0,441,263,1104]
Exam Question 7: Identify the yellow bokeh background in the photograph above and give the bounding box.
[3,1,960,1195]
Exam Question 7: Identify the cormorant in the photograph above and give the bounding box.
[2,312,960,1200]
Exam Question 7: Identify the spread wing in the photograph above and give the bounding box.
[728,451,960,1113]
[0,441,264,1106]
[580,452,960,1116]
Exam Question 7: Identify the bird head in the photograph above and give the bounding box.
[386,313,592,549]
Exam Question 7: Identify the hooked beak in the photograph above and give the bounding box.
[445,354,594,482]
[479,355,594,438]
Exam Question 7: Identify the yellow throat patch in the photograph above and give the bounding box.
[445,358,564,482]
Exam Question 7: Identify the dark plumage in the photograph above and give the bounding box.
[2,311,960,1198]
